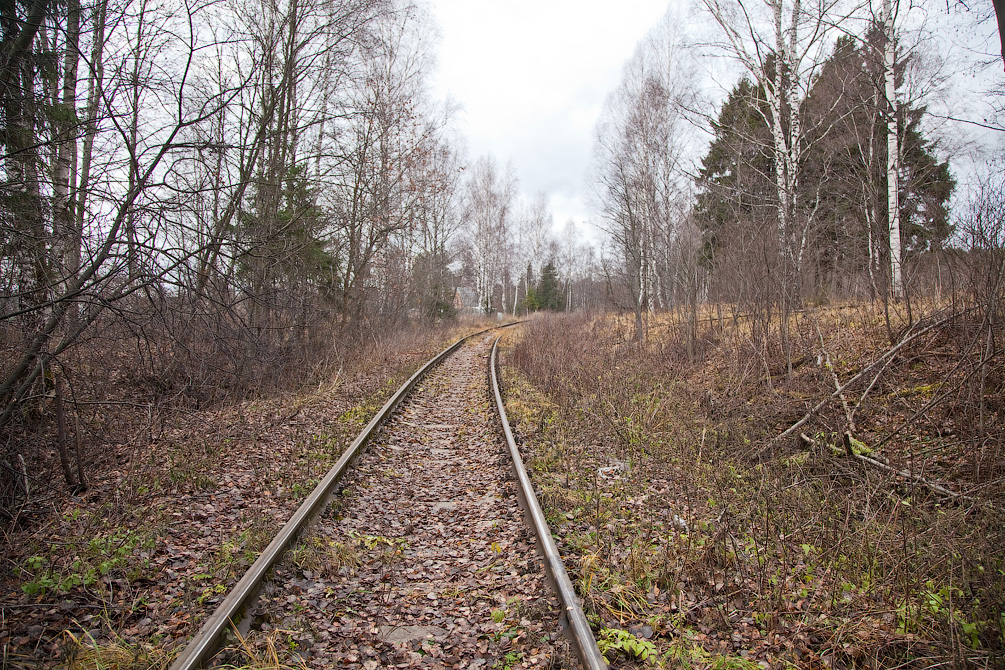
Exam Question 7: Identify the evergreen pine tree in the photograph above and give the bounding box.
[536,261,564,311]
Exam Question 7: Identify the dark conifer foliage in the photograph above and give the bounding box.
[695,35,954,301]
[535,260,565,312]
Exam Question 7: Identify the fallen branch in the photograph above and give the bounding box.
[872,334,998,451]
[816,324,855,452]
[799,432,966,502]
[775,312,958,444]
[853,452,966,501]
[849,353,895,431]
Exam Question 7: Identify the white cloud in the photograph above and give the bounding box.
[429,0,675,231]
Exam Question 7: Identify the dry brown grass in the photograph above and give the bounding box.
[1,318,487,667]
[504,303,1004,669]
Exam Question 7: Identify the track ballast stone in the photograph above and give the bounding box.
[252,336,578,669]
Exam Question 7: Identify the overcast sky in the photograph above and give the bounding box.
[428,0,675,235]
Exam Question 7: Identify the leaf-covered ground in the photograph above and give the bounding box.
[0,327,471,668]
[502,307,1004,669]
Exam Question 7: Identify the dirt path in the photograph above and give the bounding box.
[252,336,577,669]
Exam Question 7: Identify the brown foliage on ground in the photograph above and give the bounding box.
[503,304,1004,669]
[0,320,483,668]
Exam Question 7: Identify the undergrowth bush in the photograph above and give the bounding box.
[507,307,1005,668]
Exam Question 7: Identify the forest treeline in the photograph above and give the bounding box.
[1,0,1003,501]
[0,0,604,503]
[0,1,566,430]
[593,0,1004,345]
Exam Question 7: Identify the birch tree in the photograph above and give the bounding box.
[592,9,698,344]
[700,0,846,290]
[868,0,951,303]
[881,0,903,298]
[461,156,516,314]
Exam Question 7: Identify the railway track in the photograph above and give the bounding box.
[170,327,605,670]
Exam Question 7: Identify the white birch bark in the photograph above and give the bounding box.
[701,0,841,303]
[52,0,81,295]
[882,0,903,298]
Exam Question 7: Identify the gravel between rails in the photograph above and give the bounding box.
[252,335,578,669]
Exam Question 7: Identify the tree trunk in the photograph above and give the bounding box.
[75,0,106,235]
[2,0,48,312]
[54,374,78,489]
[884,0,903,300]
[53,0,80,295]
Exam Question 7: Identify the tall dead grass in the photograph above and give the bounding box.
[509,304,1004,667]
[0,300,485,523]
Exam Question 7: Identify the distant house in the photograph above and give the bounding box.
[453,287,480,315]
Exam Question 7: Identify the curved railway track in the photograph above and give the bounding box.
[170,326,605,670]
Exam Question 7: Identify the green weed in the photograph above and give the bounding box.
[597,627,656,662]
[21,529,154,596]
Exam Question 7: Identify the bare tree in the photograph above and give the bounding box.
[408,128,465,321]
[592,9,698,344]
[0,0,456,498]
[460,156,516,314]
[513,193,554,313]
[0,0,252,431]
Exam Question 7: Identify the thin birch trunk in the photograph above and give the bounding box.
[883,0,903,299]
[51,0,80,310]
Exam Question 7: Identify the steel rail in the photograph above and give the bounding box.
[489,335,607,670]
[170,324,516,670]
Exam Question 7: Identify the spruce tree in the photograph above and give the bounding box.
[536,261,564,311]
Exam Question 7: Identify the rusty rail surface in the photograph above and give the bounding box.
[489,334,607,670]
